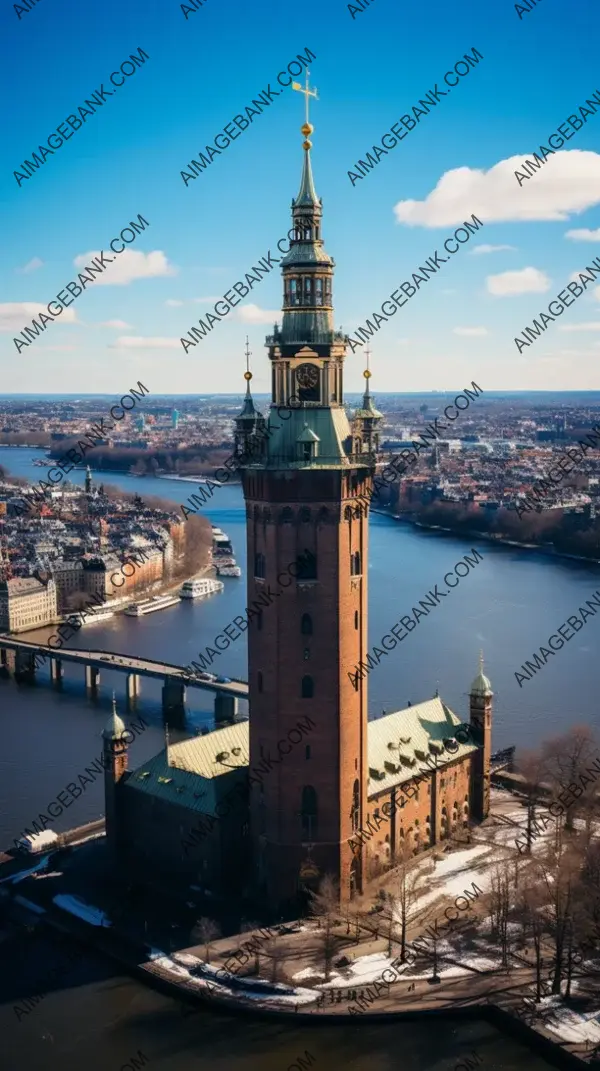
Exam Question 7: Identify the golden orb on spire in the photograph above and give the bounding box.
[301,122,313,137]
[244,371,253,382]
[363,369,372,379]
[303,139,312,150]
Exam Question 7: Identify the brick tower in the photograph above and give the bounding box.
[469,652,493,820]
[235,78,381,910]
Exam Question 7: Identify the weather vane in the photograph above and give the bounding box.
[292,69,318,135]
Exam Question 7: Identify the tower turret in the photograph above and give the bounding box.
[352,349,382,457]
[234,338,266,463]
[469,652,493,820]
[103,693,129,855]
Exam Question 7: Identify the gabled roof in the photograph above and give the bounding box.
[366,697,476,798]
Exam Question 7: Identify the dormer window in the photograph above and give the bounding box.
[302,442,314,462]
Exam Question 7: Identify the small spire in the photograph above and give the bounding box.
[479,649,484,675]
[165,722,170,768]
[239,337,259,420]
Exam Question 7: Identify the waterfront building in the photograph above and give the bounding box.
[105,90,492,912]
[0,576,57,632]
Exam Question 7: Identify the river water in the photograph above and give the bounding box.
[0,445,596,1070]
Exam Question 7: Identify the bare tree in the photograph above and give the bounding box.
[193,917,221,964]
[516,877,548,1003]
[543,726,598,833]
[240,919,262,974]
[490,861,512,968]
[308,874,341,983]
[381,841,431,963]
[518,749,548,855]
[265,934,285,983]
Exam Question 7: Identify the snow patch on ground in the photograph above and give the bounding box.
[539,995,600,1044]
[408,844,492,914]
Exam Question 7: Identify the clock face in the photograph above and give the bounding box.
[296,363,319,389]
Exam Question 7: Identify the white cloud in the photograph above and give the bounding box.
[486,267,551,296]
[165,299,184,307]
[557,322,600,332]
[73,250,177,286]
[17,257,44,274]
[565,228,600,241]
[453,326,489,337]
[101,319,132,329]
[470,244,517,255]
[111,336,181,349]
[393,151,600,226]
[234,304,281,324]
[192,296,221,304]
[0,302,78,331]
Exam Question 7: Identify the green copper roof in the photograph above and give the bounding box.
[294,149,320,208]
[261,406,352,468]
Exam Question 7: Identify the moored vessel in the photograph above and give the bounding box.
[180,577,224,599]
[124,594,181,616]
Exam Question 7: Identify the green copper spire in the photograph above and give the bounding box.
[294,147,319,207]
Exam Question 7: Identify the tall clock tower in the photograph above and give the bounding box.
[235,80,382,909]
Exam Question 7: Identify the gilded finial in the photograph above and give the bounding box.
[364,347,372,380]
[479,649,484,673]
[244,336,252,382]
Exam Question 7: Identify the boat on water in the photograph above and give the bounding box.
[180,577,224,600]
[211,526,233,557]
[67,608,115,626]
[124,594,181,616]
[157,474,223,485]
[217,563,242,578]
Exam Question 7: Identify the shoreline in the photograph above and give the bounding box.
[372,509,600,568]
[0,890,586,1070]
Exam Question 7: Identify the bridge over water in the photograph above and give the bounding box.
[0,635,247,723]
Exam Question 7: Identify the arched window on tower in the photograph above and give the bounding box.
[315,278,323,306]
[301,613,313,636]
[296,549,317,580]
[290,278,299,305]
[254,552,266,579]
[280,507,294,524]
[353,551,361,575]
[301,785,318,839]
[301,675,314,698]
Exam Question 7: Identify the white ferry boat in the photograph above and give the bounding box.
[180,577,224,600]
[67,608,115,626]
[216,563,242,578]
[211,527,233,557]
[124,594,181,617]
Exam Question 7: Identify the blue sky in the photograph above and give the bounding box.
[1,0,600,394]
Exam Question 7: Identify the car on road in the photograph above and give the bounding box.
[215,676,231,684]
